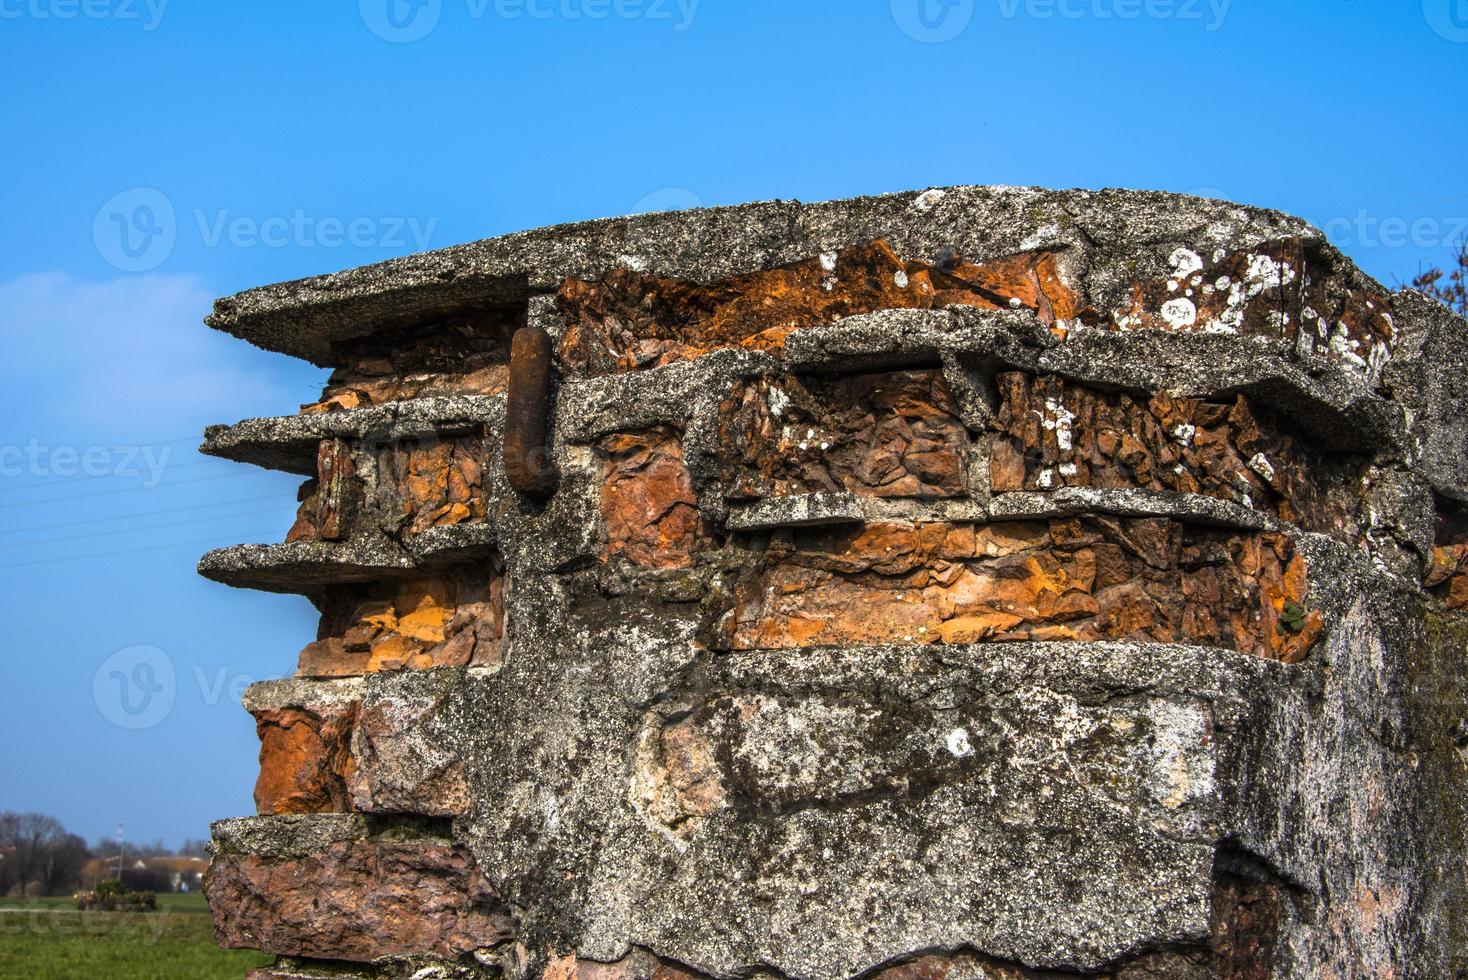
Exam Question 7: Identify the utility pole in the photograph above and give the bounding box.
[114,822,124,882]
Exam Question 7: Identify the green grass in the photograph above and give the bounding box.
[0,893,271,980]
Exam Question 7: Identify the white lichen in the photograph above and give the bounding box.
[1170,247,1205,280]
[913,188,947,212]
[1160,298,1199,329]
[946,728,974,758]
[1042,398,1077,451]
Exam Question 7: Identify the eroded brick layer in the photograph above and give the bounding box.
[558,241,1084,374]
[1113,239,1395,379]
[1428,500,1468,610]
[374,435,488,534]
[287,439,358,543]
[254,703,358,816]
[716,519,1320,662]
[207,834,514,961]
[300,568,505,677]
[597,428,713,569]
[989,372,1370,537]
[305,307,519,413]
[716,370,970,500]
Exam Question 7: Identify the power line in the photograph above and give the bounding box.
[0,471,295,510]
[4,507,289,550]
[0,529,287,571]
[0,457,227,494]
[2,494,285,535]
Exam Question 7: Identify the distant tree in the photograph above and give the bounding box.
[90,838,174,860]
[178,838,210,859]
[0,812,86,896]
[1411,240,1468,317]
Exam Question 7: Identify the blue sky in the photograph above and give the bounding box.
[0,1,1464,849]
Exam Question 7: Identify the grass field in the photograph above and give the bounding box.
[0,893,271,979]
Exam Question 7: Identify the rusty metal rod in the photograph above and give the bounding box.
[504,325,560,499]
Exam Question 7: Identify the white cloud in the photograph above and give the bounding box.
[0,272,307,439]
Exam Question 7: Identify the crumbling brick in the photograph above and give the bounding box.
[718,518,1320,662]
[253,704,358,816]
[597,428,712,569]
[716,369,971,500]
[207,833,514,961]
[299,569,505,677]
[303,306,519,413]
[989,372,1369,537]
[558,240,1085,375]
[287,439,359,543]
[374,435,488,534]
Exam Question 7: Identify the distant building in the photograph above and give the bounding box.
[81,855,206,892]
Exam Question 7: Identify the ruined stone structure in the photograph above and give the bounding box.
[199,187,1468,979]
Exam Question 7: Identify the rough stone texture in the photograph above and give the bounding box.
[245,679,363,816]
[207,816,515,962]
[596,429,712,569]
[200,188,1468,979]
[987,372,1371,540]
[714,519,1319,662]
[287,438,357,543]
[300,569,505,678]
[557,240,1086,377]
[373,434,489,534]
[715,369,971,500]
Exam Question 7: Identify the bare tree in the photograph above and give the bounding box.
[1412,240,1468,317]
[0,812,86,896]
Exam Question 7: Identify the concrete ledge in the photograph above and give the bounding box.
[198,541,416,594]
[202,396,499,475]
[205,186,1324,366]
